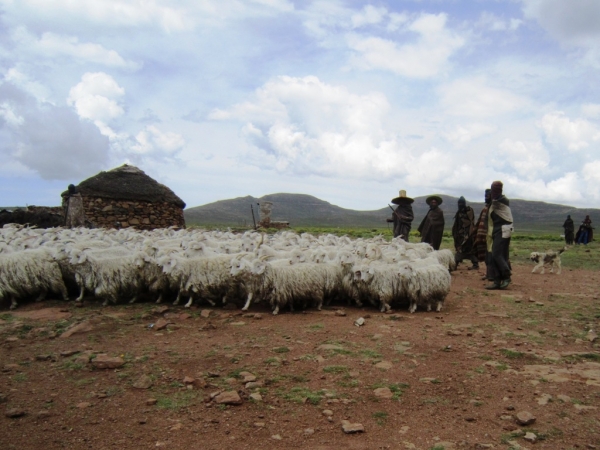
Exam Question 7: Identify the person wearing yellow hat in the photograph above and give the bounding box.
[386,190,414,241]
[417,195,445,250]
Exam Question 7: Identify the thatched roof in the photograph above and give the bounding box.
[61,164,186,208]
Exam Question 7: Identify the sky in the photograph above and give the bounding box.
[0,0,599,211]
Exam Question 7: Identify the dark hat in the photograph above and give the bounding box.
[391,190,414,205]
[426,195,443,206]
[458,196,466,204]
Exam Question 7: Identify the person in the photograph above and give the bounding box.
[418,195,445,250]
[386,190,414,241]
[474,189,492,280]
[575,215,593,245]
[64,183,86,228]
[563,215,574,245]
[452,196,478,270]
[485,181,513,290]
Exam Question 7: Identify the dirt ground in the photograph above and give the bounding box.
[1,262,599,450]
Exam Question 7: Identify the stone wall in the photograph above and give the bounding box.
[81,197,185,230]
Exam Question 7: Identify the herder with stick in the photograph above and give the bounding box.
[386,190,414,241]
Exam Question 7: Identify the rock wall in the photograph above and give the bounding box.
[80,197,185,230]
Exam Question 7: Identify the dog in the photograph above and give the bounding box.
[530,246,567,275]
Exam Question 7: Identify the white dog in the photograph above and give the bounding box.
[530,247,567,275]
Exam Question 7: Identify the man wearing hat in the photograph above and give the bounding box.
[417,195,445,250]
[452,196,478,270]
[387,190,414,241]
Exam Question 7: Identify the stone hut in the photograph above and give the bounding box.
[61,164,186,230]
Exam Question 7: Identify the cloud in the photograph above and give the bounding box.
[130,125,185,158]
[538,111,600,152]
[438,77,528,117]
[521,0,600,65]
[67,72,125,124]
[444,123,497,146]
[497,139,549,179]
[11,29,141,70]
[0,82,110,180]
[347,13,464,78]
[477,12,523,32]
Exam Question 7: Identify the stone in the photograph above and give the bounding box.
[537,393,552,405]
[588,330,598,342]
[447,330,463,336]
[76,402,92,409]
[304,428,315,435]
[200,309,213,318]
[354,317,365,327]
[515,411,536,426]
[133,375,153,389]
[374,361,393,370]
[59,320,94,338]
[183,376,195,385]
[36,410,51,419]
[318,344,344,351]
[557,394,571,402]
[271,434,282,440]
[243,374,257,383]
[60,350,80,357]
[254,422,265,427]
[373,387,394,399]
[523,432,537,443]
[245,381,263,389]
[214,391,242,405]
[341,420,364,434]
[5,408,26,418]
[146,398,158,406]
[91,354,125,369]
[322,409,333,416]
[249,393,262,401]
[154,318,171,331]
[335,310,347,316]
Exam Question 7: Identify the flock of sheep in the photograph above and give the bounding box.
[0,225,455,314]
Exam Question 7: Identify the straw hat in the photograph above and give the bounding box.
[391,190,414,205]
[426,195,443,206]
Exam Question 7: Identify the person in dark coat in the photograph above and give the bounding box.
[64,184,86,228]
[452,196,478,270]
[575,215,593,245]
[386,190,414,241]
[563,215,574,245]
[418,195,445,250]
[485,181,513,290]
[474,189,492,279]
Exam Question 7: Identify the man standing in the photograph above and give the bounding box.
[387,190,414,241]
[486,181,513,290]
[64,184,86,228]
[563,215,574,245]
[418,195,445,250]
[452,196,478,270]
[475,189,492,280]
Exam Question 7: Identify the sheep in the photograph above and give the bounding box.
[0,248,69,309]
[433,248,457,272]
[399,257,452,313]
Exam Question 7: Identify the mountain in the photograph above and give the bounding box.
[184,193,599,233]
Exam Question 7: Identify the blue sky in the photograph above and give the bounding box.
[1,0,599,210]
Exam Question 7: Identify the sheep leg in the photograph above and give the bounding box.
[129,295,138,304]
[206,297,216,306]
[9,296,18,310]
[409,300,417,314]
[436,301,443,312]
[272,304,280,315]
[173,291,182,306]
[184,296,194,308]
[35,289,48,302]
[241,292,253,311]
[75,285,85,302]
[155,293,163,304]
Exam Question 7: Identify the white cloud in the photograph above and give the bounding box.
[497,139,549,178]
[582,103,600,118]
[538,111,600,152]
[521,0,600,65]
[439,77,527,118]
[444,123,497,146]
[130,125,185,158]
[13,27,141,70]
[67,72,125,124]
[477,12,523,32]
[351,5,387,29]
[0,82,110,180]
[347,13,464,78]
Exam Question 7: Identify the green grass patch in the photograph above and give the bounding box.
[272,346,290,353]
[323,365,349,374]
[156,391,198,410]
[372,411,388,425]
[500,349,526,359]
[359,349,382,359]
[279,387,323,405]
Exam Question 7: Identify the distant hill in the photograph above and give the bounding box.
[184,193,600,233]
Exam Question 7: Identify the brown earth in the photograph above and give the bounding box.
[1,263,599,450]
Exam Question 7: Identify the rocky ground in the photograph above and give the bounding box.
[1,263,599,450]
